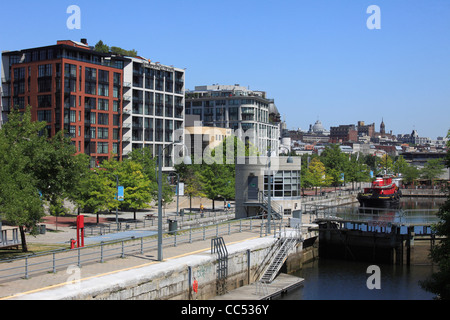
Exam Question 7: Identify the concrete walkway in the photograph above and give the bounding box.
[0,216,267,299]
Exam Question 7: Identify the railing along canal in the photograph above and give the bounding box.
[0,216,282,283]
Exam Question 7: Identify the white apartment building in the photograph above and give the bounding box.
[185,85,280,155]
[122,57,185,169]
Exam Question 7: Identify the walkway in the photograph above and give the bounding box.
[0,208,272,299]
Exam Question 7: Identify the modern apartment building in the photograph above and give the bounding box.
[1,39,127,167]
[1,40,186,169]
[185,85,280,155]
[122,56,185,169]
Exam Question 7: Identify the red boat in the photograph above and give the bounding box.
[357,175,402,208]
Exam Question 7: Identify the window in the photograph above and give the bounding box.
[90,112,96,125]
[97,142,109,154]
[264,170,301,199]
[98,98,109,111]
[98,70,109,83]
[64,64,77,78]
[37,95,52,108]
[37,110,52,122]
[69,125,76,138]
[38,64,52,77]
[85,68,97,81]
[85,82,96,95]
[98,113,109,125]
[64,78,76,93]
[98,128,109,139]
[38,78,52,92]
[98,84,109,97]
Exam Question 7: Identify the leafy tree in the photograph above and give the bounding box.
[320,144,349,187]
[94,40,138,57]
[0,125,44,252]
[420,158,446,186]
[393,156,409,176]
[101,156,154,220]
[363,154,378,175]
[346,153,371,189]
[379,154,393,173]
[0,108,47,251]
[402,164,421,186]
[72,167,116,223]
[127,148,174,205]
[33,131,89,228]
[177,164,206,211]
[304,157,331,195]
[420,130,450,299]
[94,40,109,53]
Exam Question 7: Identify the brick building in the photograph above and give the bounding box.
[1,40,128,166]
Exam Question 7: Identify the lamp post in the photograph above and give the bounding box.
[157,141,191,261]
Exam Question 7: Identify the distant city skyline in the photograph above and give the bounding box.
[1,0,449,139]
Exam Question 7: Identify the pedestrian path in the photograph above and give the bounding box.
[0,224,265,299]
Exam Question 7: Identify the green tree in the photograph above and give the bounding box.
[393,156,409,176]
[379,154,393,173]
[420,130,450,299]
[420,158,446,186]
[402,164,421,186]
[320,144,348,187]
[0,108,47,251]
[73,167,116,223]
[101,157,154,220]
[94,40,109,53]
[346,153,371,189]
[304,157,331,195]
[94,40,138,57]
[127,148,174,205]
[33,132,89,228]
[179,165,206,211]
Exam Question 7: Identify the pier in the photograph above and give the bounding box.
[308,204,441,265]
[211,273,304,300]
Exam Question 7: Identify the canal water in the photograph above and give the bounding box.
[281,197,444,300]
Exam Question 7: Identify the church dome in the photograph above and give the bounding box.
[312,120,325,133]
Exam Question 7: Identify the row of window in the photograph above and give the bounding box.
[187,99,269,109]
[187,106,269,123]
[264,171,301,198]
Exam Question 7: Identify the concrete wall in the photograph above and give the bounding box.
[16,236,281,300]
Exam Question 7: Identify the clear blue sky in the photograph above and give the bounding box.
[1,0,449,139]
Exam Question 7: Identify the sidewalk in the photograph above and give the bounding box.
[0,209,267,299]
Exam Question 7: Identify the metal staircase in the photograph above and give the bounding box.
[259,191,283,220]
[260,237,297,283]
[211,237,228,295]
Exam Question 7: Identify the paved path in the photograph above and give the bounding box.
[0,218,267,299]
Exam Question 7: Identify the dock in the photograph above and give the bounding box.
[211,274,304,300]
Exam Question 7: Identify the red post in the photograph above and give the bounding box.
[76,215,85,248]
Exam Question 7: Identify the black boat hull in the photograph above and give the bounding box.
[357,192,401,208]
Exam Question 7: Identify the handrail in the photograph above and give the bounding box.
[0,216,277,283]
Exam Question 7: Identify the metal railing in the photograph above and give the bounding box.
[83,210,235,236]
[0,216,283,283]
[305,204,441,231]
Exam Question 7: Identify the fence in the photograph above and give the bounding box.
[305,203,441,228]
[84,210,235,236]
[0,216,283,283]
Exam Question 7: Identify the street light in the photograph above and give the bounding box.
[157,141,191,261]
